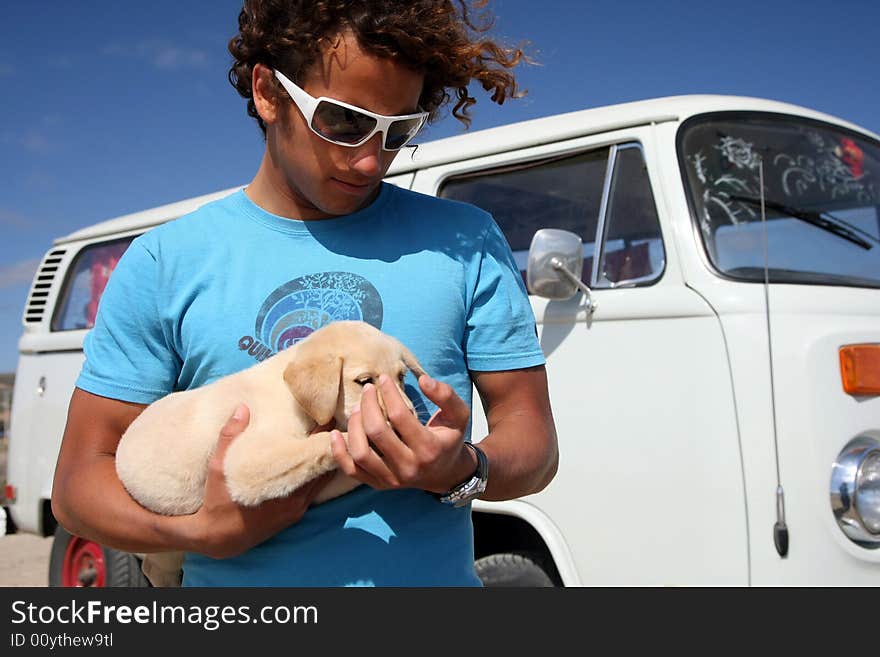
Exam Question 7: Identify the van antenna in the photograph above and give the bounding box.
[759,158,789,558]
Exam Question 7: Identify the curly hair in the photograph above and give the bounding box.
[227,0,528,137]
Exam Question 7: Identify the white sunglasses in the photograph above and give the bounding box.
[273,69,428,151]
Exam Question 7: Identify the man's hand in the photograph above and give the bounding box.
[329,374,476,494]
[186,404,334,559]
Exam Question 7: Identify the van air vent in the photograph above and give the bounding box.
[23,249,66,325]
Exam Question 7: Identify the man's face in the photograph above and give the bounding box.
[267,33,425,219]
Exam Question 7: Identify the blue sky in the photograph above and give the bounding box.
[2,0,879,373]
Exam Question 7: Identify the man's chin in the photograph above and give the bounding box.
[320,183,380,216]
[329,177,377,197]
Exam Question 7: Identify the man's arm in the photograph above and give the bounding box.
[469,364,558,500]
[52,388,332,559]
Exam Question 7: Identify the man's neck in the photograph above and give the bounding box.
[244,153,323,220]
[245,150,382,221]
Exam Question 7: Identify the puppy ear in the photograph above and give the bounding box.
[401,346,426,379]
[283,352,343,426]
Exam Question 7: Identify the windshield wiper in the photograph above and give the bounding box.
[727,194,876,251]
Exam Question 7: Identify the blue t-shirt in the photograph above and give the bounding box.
[77,182,545,586]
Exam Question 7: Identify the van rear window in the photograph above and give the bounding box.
[51,237,135,331]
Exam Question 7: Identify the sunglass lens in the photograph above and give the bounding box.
[312,100,377,144]
[385,117,425,150]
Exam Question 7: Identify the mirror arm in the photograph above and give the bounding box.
[550,257,597,314]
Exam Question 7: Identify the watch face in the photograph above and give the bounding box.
[442,477,486,507]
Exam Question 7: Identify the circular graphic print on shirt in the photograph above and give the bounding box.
[254,272,383,352]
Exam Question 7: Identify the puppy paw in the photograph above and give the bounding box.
[227,459,339,506]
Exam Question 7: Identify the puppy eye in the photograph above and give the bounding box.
[356,377,374,386]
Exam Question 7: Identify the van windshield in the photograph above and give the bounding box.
[678,113,880,288]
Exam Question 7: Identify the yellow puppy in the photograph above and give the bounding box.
[115,320,425,586]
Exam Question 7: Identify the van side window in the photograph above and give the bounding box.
[52,237,135,331]
[439,148,610,287]
[596,145,665,287]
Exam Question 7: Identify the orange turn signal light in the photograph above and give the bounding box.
[840,344,880,395]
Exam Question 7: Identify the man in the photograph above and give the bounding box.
[52,0,558,586]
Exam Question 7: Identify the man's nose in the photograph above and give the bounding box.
[348,133,384,177]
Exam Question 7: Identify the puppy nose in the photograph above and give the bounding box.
[313,419,337,432]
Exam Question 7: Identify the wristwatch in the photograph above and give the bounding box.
[437,442,489,507]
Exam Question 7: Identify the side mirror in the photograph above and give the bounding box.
[526,229,597,312]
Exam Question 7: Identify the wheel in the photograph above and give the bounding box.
[48,525,149,587]
[475,551,556,587]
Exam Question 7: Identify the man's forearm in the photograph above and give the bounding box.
[52,454,195,554]
[476,410,558,501]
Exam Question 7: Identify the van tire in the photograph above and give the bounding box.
[48,525,149,587]
[475,551,556,587]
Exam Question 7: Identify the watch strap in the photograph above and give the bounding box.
[436,442,489,507]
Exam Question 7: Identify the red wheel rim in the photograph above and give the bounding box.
[62,536,106,587]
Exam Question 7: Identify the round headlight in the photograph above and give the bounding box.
[856,449,880,534]
[830,434,880,548]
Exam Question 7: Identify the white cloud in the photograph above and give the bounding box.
[41,114,64,128]
[45,55,75,70]
[20,132,53,154]
[103,39,209,71]
[152,45,208,70]
[0,209,30,230]
[0,258,41,290]
[22,171,58,194]
[1,129,57,155]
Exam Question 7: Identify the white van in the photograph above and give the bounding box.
[6,95,880,586]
